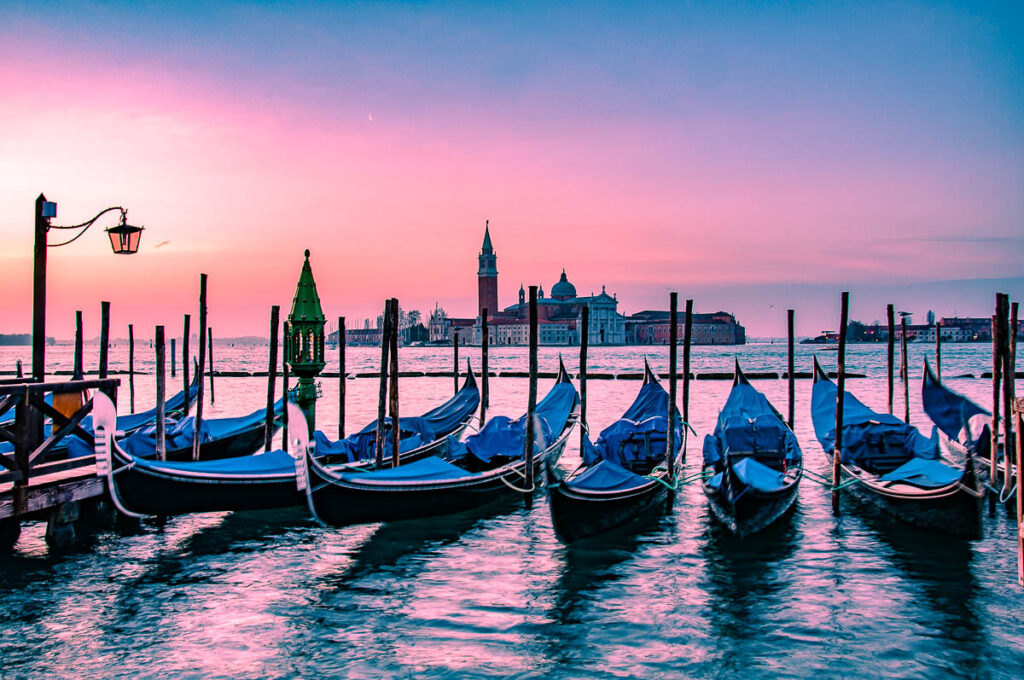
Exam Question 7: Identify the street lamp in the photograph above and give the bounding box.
[32,193,145,381]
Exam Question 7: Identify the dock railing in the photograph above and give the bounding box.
[0,379,118,491]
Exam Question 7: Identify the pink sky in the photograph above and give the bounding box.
[1,3,1021,338]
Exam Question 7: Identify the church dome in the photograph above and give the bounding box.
[551,269,577,300]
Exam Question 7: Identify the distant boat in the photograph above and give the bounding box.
[546,359,681,543]
[702,360,802,537]
[811,357,982,538]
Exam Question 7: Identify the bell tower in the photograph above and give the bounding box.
[477,220,498,318]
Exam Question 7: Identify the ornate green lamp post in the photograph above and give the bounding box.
[287,249,326,434]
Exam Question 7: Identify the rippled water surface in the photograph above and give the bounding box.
[1,343,1022,678]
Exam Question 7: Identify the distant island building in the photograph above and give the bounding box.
[427,224,745,346]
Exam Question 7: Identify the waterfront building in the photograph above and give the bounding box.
[624,310,746,345]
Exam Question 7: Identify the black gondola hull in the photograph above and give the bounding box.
[829,452,984,539]
[548,473,673,544]
[703,463,800,538]
[308,440,569,527]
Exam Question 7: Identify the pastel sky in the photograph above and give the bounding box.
[1,1,1022,338]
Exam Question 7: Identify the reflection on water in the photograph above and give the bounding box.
[1,343,1023,677]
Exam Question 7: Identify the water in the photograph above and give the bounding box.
[1,343,1022,678]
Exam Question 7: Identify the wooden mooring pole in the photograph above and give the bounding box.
[99,301,110,380]
[128,324,135,413]
[887,304,895,414]
[787,309,795,429]
[73,311,83,380]
[833,291,850,515]
[182,314,191,417]
[155,325,166,460]
[208,327,215,404]
[192,273,207,461]
[682,298,693,461]
[935,320,942,381]
[481,308,489,426]
[667,293,678,481]
[1000,294,1013,492]
[374,300,392,471]
[524,286,538,505]
[171,338,176,378]
[265,306,279,452]
[900,315,910,423]
[579,305,589,454]
[1014,397,1023,587]
[282,321,290,453]
[389,299,400,468]
[453,332,460,396]
[339,316,346,439]
[992,306,1004,495]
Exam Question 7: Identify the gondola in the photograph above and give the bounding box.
[111,398,286,461]
[299,360,579,528]
[811,357,983,538]
[920,360,1008,489]
[702,360,802,537]
[546,359,682,543]
[95,368,481,517]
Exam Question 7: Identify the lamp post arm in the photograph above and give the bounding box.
[48,206,127,248]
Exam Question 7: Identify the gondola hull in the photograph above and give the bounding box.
[307,431,572,527]
[703,464,800,538]
[828,450,983,539]
[109,462,302,516]
[547,467,674,543]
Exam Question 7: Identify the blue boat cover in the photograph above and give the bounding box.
[450,380,578,465]
[343,455,473,482]
[580,378,682,468]
[706,471,723,490]
[811,370,938,469]
[79,378,200,434]
[313,417,436,462]
[311,378,479,462]
[922,365,990,446]
[130,448,297,477]
[731,456,788,492]
[879,457,961,487]
[568,459,651,492]
[703,381,801,467]
[117,399,284,458]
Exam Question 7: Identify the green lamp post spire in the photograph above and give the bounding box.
[287,249,326,434]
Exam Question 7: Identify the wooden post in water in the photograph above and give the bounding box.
[900,315,910,424]
[171,338,176,378]
[182,314,191,417]
[99,301,110,379]
[389,299,400,468]
[833,291,850,515]
[1011,302,1019,497]
[886,304,895,414]
[208,327,215,404]
[1015,398,1023,587]
[481,308,489,426]
[282,321,290,453]
[787,309,795,429]
[192,274,207,461]
[1000,294,1014,490]
[682,299,693,461]
[338,316,346,439]
[374,300,392,471]
[155,325,166,460]
[453,332,460,396]
[935,320,942,381]
[667,293,678,481]
[524,287,538,503]
[579,305,590,454]
[265,306,280,452]
[992,311,1003,492]
[128,324,135,413]
[73,311,83,380]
